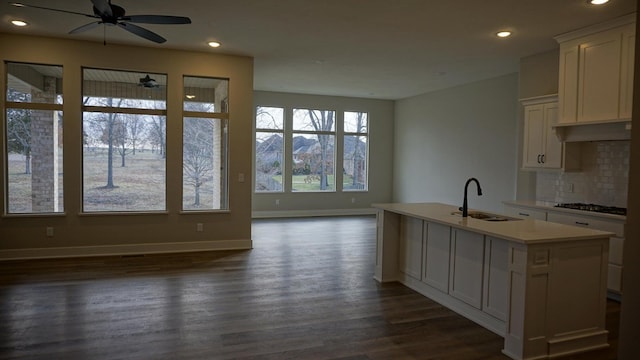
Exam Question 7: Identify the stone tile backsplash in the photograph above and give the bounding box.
[536,141,630,208]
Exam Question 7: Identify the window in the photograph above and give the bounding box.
[182,76,229,211]
[255,106,284,192]
[292,108,335,192]
[82,68,166,212]
[5,62,63,214]
[343,111,368,191]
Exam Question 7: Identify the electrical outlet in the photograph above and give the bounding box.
[196,223,204,232]
[351,197,356,204]
[46,227,54,237]
[238,173,245,182]
[275,199,280,206]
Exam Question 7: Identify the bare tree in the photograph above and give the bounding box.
[183,118,215,206]
[307,109,334,190]
[350,112,367,188]
[147,115,166,158]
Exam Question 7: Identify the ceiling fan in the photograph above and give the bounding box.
[10,0,192,44]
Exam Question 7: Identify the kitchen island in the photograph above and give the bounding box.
[373,202,613,360]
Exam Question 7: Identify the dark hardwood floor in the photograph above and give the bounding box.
[0,216,620,359]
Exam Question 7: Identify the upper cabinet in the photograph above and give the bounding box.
[521,95,580,171]
[555,14,636,124]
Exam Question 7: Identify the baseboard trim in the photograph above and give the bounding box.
[0,239,253,261]
[252,208,377,218]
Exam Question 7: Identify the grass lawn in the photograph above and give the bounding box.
[7,149,218,213]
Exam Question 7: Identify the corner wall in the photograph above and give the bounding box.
[392,73,519,213]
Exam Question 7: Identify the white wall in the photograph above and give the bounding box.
[393,73,519,213]
[252,91,395,217]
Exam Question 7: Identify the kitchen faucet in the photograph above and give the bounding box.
[461,177,482,217]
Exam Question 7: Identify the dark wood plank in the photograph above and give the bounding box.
[0,216,620,359]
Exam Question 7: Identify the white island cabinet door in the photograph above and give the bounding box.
[423,222,451,293]
[398,216,423,280]
[483,237,508,321]
[449,229,485,309]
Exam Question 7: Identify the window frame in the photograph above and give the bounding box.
[4,61,64,215]
[181,75,230,213]
[342,110,369,192]
[254,105,285,193]
[80,67,168,214]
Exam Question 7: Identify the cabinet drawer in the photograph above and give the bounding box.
[546,212,624,237]
[503,205,547,220]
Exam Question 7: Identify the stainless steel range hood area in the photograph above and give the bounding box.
[553,120,632,142]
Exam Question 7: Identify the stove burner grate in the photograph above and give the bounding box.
[554,203,627,216]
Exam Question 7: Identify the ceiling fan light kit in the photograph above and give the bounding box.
[11,0,192,44]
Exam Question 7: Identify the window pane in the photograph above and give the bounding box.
[256,106,284,130]
[184,76,228,113]
[255,132,283,192]
[6,63,63,104]
[344,111,368,134]
[82,68,167,212]
[83,69,166,109]
[293,108,335,132]
[343,135,368,191]
[182,117,228,210]
[5,62,64,214]
[292,133,335,192]
[82,113,166,212]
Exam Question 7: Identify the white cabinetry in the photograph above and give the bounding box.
[483,237,508,321]
[398,215,423,280]
[504,202,625,295]
[546,211,625,294]
[422,222,450,293]
[521,95,579,170]
[556,15,635,124]
[449,229,485,309]
[503,204,547,220]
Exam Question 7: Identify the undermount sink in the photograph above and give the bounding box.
[451,211,521,222]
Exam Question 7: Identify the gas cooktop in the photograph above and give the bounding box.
[554,203,627,216]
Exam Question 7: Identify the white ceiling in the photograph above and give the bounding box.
[0,0,637,100]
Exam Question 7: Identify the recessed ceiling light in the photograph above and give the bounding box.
[11,20,28,27]
[496,31,512,38]
[208,41,221,48]
[590,0,609,5]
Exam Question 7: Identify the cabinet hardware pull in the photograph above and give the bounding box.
[576,221,589,226]
[541,154,545,163]
[518,212,530,216]
[537,154,542,163]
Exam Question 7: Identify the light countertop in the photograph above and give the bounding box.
[372,202,614,244]
[503,200,626,221]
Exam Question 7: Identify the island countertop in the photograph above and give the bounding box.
[372,202,614,244]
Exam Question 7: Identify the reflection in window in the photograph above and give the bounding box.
[182,76,229,211]
[82,68,167,212]
[255,106,284,192]
[5,62,63,214]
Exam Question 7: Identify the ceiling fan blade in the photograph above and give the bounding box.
[90,0,112,17]
[124,15,192,25]
[117,22,166,43]
[10,2,96,18]
[69,21,102,34]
